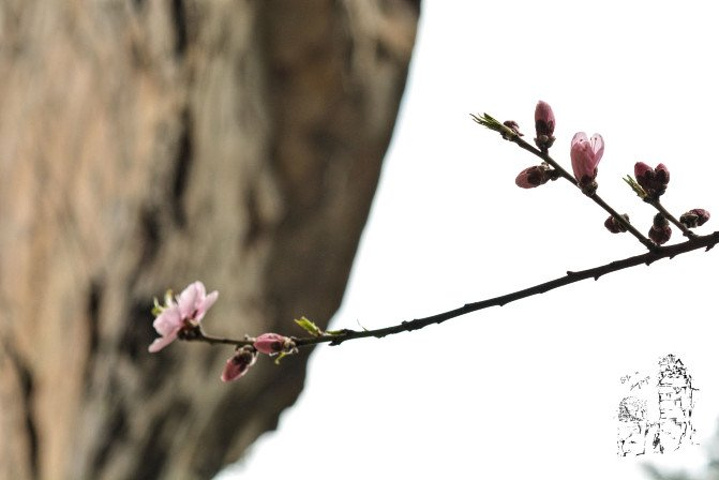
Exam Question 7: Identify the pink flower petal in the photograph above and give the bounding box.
[589,133,604,167]
[571,132,588,147]
[195,290,219,321]
[148,330,179,353]
[152,306,182,336]
[177,282,201,318]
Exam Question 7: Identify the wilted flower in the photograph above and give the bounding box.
[604,214,630,234]
[253,333,295,355]
[534,101,556,151]
[515,164,552,189]
[221,346,257,382]
[570,132,604,193]
[680,208,711,228]
[634,162,670,198]
[148,281,219,353]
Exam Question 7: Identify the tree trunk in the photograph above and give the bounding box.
[0,1,419,478]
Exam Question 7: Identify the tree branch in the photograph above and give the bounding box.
[182,230,719,350]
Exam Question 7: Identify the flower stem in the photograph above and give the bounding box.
[648,199,697,239]
[497,123,657,251]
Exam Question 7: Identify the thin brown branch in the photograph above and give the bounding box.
[471,113,656,251]
[182,231,719,349]
[648,198,697,239]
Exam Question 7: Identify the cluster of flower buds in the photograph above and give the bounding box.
[680,208,711,228]
[604,214,630,234]
[634,162,670,199]
[534,100,555,151]
[649,213,672,245]
[570,132,604,195]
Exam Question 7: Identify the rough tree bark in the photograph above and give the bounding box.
[0,1,419,479]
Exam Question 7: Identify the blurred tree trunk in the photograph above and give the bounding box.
[0,1,418,479]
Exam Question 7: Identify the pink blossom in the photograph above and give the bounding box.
[148,281,219,353]
[253,333,290,355]
[221,347,257,382]
[570,132,604,182]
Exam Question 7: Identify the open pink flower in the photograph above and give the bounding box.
[570,132,604,182]
[148,281,219,353]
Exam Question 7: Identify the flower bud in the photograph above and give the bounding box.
[604,214,630,233]
[680,208,711,228]
[534,101,556,151]
[652,213,668,228]
[649,225,672,245]
[570,132,604,194]
[655,163,670,185]
[502,120,523,140]
[649,214,671,245]
[634,162,669,198]
[221,346,257,382]
[515,165,552,189]
[253,333,293,355]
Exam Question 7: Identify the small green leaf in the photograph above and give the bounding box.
[623,175,647,199]
[470,112,518,140]
[294,316,323,337]
[151,297,163,317]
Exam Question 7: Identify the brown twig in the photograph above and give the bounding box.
[181,231,719,349]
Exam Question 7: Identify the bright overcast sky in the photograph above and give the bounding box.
[219,1,719,478]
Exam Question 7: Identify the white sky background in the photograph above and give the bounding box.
[219,1,719,478]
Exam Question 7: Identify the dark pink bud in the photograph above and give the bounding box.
[649,214,671,245]
[221,346,257,382]
[534,101,556,151]
[649,224,672,245]
[253,333,292,355]
[652,213,668,228]
[515,165,552,189]
[680,209,711,228]
[634,162,669,198]
[634,162,652,179]
[604,214,630,234]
